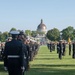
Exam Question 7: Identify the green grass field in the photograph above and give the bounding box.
[0,45,75,75]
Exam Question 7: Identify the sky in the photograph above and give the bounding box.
[0,0,75,32]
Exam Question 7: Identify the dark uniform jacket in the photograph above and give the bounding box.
[58,43,63,53]
[4,39,26,71]
[18,39,29,71]
[72,43,75,58]
[73,43,75,52]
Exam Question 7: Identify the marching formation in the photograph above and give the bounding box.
[0,30,39,75]
[0,30,75,75]
[47,40,75,60]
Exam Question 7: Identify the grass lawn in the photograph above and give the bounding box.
[0,45,75,75]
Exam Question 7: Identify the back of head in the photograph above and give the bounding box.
[18,30,26,42]
[19,31,24,35]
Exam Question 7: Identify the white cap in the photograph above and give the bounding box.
[9,30,20,35]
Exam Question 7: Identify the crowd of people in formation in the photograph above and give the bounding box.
[47,40,75,60]
[0,30,40,75]
[0,42,5,60]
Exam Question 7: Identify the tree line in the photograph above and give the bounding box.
[46,26,75,41]
[0,26,75,42]
[0,28,38,42]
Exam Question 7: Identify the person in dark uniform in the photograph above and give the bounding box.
[57,42,59,53]
[72,42,75,58]
[24,39,30,70]
[69,42,71,55]
[34,42,39,56]
[49,42,53,52]
[18,31,30,71]
[58,40,63,59]
[29,41,34,61]
[52,42,55,51]
[47,43,50,49]
[62,41,66,56]
[3,30,26,75]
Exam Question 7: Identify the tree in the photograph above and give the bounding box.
[25,30,31,36]
[62,26,74,40]
[1,32,9,42]
[0,31,2,41]
[31,31,37,37]
[10,28,17,32]
[72,29,75,40]
[46,28,60,41]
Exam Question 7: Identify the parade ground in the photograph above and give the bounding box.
[0,45,75,75]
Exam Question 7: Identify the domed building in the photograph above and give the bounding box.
[37,19,47,34]
[36,19,47,45]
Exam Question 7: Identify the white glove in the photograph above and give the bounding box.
[4,67,7,71]
[21,66,25,72]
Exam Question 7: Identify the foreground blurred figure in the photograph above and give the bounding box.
[3,30,26,75]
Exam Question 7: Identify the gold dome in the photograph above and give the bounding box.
[37,19,47,33]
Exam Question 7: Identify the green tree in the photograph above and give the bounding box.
[25,30,31,36]
[46,28,60,41]
[0,31,2,41]
[10,27,17,32]
[1,32,9,42]
[72,29,75,40]
[31,31,37,37]
[62,26,74,40]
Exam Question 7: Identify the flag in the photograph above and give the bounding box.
[68,37,71,43]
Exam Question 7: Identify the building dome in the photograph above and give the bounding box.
[37,19,47,33]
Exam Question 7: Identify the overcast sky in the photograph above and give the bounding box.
[0,0,75,32]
